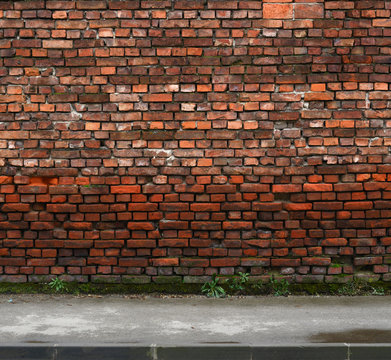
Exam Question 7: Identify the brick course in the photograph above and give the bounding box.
[1,0,391,284]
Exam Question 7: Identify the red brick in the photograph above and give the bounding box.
[0,20,24,28]
[303,184,333,192]
[180,258,209,267]
[191,222,221,230]
[119,258,148,267]
[208,1,238,9]
[313,202,343,211]
[190,203,220,212]
[210,258,240,267]
[295,4,324,19]
[14,1,44,10]
[321,238,348,246]
[47,1,76,9]
[253,203,282,211]
[240,184,270,192]
[334,183,363,192]
[206,185,236,193]
[143,94,172,102]
[2,204,30,212]
[80,94,109,103]
[344,202,373,210]
[76,1,106,9]
[302,257,331,266]
[373,19,391,27]
[241,258,270,267]
[0,96,26,104]
[222,222,253,230]
[354,257,382,266]
[127,240,156,248]
[79,204,109,213]
[151,258,179,267]
[127,222,155,231]
[109,1,139,9]
[263,4,293,19]
[159,239,188,247]
[350,238,377,247]
[111,186,141,194]
[304,92,334,101]
[43,40,73,48]
[272,184,302,193]
[271,259,300,267]
[0,177,13,185]
[46,204,77,213]
[284,203,312,211]
[128,203,158,212]
[18,185,47,194]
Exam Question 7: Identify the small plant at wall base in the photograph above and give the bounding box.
[371,286,385,296]
[337,279,386,296]
[201,274,226,298]
[227,272,250,294]
[48,277,67,293]
[337,279,364,296]
[270,277,290,297]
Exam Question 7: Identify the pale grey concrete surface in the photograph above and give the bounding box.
[1,295,391,346]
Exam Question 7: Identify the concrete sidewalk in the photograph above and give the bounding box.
[1,294,391,359]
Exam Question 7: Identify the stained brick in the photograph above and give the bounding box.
[43,40,73,48]
[46,204,77,213]
[76,1,107,9]
[272,185,302,193]
[142,94,172,102]
[295,4,324,19]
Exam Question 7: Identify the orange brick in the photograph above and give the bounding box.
[263,3,293,19]
[311,83,326,92]
[142,94,172,102]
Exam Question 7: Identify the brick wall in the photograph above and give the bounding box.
[1,0,391,284]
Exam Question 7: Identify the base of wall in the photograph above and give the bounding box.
[1,277,390,296]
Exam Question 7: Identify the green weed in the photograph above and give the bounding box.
[227,272,250,293]
[270,277,290,297]
[48,277,67,293]
[337,279,385,296]
[201,274,226,298]
[371,286,385,296]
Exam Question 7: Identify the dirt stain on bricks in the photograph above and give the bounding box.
[310,329,391,343]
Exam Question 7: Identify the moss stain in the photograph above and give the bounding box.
[0,280,390,296]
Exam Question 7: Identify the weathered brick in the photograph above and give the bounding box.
[272,185,302,193]
[295,4,324,19]
[240,184,270,193]
[76,1,106,9]
[43,40,73,48]
[80,94,109,103]
[46,204,77,213]
[127,222,155,230]
[151,258,179,267]
[47,1,76,9]
[2,204,30,212]
[303,184,333,192]
[142,94,172,102]
[210,258,240,267]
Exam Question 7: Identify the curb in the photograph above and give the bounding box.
[1,343,391,360]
